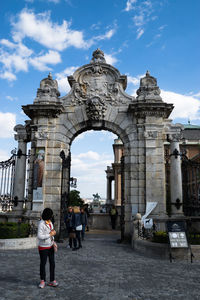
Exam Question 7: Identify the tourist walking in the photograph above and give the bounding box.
[37,208,58,288]
[64,206,75,248]
[80,207,88,241]
[72,206,82,250]
[109,205,118,230]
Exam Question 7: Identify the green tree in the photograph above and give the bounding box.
[68,190,84,207]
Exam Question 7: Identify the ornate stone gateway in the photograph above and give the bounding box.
[13,49,184,237]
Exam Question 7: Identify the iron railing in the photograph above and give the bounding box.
[165,148,200,217]
[0,149,30,212]
[0,153,16,212]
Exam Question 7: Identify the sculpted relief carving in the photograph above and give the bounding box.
[86,96,107,120]
[65,49,131,108]
[70,66,121,106]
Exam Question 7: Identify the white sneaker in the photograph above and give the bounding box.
[39,280,45,288]
[48,280,59,287]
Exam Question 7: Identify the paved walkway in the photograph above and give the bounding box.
[0,230,200,300]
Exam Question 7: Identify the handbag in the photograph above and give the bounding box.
[69,232,76,238]
[76,224,82,231]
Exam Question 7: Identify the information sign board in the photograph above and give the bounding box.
[168,232,188,248]
[166,221,188,248]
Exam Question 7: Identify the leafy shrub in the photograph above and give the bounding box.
[188,233,200,245]
[0,222,30,239]
[152,231,200,245]
[152,231,168,244]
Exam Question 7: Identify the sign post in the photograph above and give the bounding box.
[166,221,194,263]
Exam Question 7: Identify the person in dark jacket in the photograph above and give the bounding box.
[109,205,118,230]
[64,206,75,249]
[80,207,88,241]
[72,206,82,250]
[84,204,90,231]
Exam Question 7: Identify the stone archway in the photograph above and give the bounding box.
[21,49,179,238]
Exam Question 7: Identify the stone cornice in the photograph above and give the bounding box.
[129,102,174,118]
[22,103,65,119]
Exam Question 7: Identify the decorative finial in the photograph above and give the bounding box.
[91,48,106,63]
[48,72,52,79]
[146,70,150,77]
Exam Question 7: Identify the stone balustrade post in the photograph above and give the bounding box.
[13,125,28,212]
[169,134,183,215]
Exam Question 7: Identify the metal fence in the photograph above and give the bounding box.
[0,153,16,212]
[0,149,30,212]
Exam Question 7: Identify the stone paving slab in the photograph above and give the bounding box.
[0,230,200,300]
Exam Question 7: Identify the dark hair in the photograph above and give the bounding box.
[42,208,53,221]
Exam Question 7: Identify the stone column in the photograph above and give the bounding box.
[13,125,28,212]
[106,176,111,204]
[169,134,183,215]
[105,167,113,204]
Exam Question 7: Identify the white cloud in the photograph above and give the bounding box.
[136,28,144,39]
[12,9,88,51]
[56,66,78,93]
[71,151,113,197]
[0,149,10,161]
[125,0,160,40]
[6,95,18,101]
[127,73,145,94]
[192,91,200,98]
[0,40,33,79]
[77,151,100,161]
[161,90,200,121]
[0,112,16,138]
[90,22,101,30]
[48,0,60,3]
[0,10,117,82]
[127,74,142,86]
[12,9,116,51]
[104,53,118,65]
[0,39,16,49]
[124,0,137,12]
[0,71,16,81]
[29,50,61,71]
[95,29,116,40]
[133,14,145,27]
[100,131,118,141]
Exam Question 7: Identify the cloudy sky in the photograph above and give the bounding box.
[0,0,200,198]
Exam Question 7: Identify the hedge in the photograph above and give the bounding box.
[0,222,30,239]
[152,231,168,244]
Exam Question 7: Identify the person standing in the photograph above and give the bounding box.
[109,205,118,230]
[80,207,88,241]
[72,206,82,250]
[84,204,90,231]
[64,206,75,249]
[64,206,73,248]
[37,208,58,288]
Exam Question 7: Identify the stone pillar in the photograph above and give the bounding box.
[105,166,114,204]
[106,176,111,204]
[114,166,121,206]
[13,125,28,212]
[169,134,183,215]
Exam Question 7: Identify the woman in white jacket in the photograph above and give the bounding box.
[37,208,58,288]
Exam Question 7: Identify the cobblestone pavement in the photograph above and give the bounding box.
[0,230,200,300]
